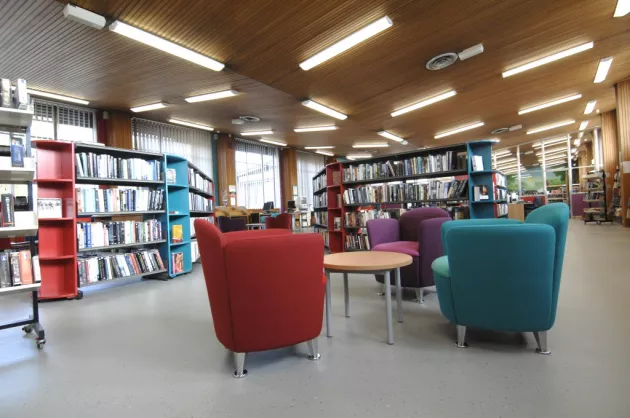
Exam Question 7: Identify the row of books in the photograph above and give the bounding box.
[472,185,490,201]
[343,180,469,205]
[314,211,328,226]
[0,250,40,288]
[75,152,163,181]
[496,203,508,217]
[76,187,164,213]
[78,249,165,285]
[190,216,213,237]
[172,252,185,274]
[77,220,163,249]
[345,233,370,251]
[494,187,508,202]
[1,78,28,110]
[313,173,327,191]
[189,193,213,212]
[188,168,214,194]
[494,172,507,188]
[314,193,327,208]
[319,230,329,248]
[344,209,392,228]
[343,151,467,183]
[191,240,200,263]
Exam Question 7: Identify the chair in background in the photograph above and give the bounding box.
[367,207,451,302]
[194,220,325,377]
[432,203,569,353]
[217,216,247,233]
[265,213,292,230]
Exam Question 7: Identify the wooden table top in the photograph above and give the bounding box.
[324,251,413,272]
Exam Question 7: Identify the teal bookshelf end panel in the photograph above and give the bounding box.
[163,154,192,277]
[467,140,499,219]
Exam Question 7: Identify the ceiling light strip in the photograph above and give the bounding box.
[352,143,389,148]
[168,119,213,131]
[526,120,575,135]
[316,150,335,156]
[241,130,274,136]
[579,121,589,131]
[299,16,393,71]
[109,21,225,71]
[260,139,287,147]
[502,42,594,78]
[593,57,613,83]
[27,89,89,105]
[130,102,168,113]
[302,100,347,120]
[185,90,238,103]
[434,122,484,139]
[305,145,335,149]
[518,94,582,115]
[584,100,597,114]
[614,0,630,17]
[346,154,372,159]
[377,131,405,142]
[391,90,457,117]
[294,126,338,132]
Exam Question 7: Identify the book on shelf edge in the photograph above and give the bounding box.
[18,250,33,285]
[9,251,20,286]
[1,193,14,227]
[171,224,183,243]
[0,252,10,288]
[172,252,184,274]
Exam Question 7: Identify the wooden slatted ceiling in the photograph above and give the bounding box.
[0,0,628,155]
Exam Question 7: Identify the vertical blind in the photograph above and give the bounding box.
[31,99,96,142]
[297,151,325,207]
[132,118,213,177]
[235,138,281,209]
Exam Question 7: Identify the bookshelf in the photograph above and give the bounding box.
[467,140,506,219]
[582,171,613,225]
[159,154,192,277]
[312,167,328,249]
[187,161,214,263]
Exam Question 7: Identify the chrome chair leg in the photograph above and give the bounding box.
[306,338,321,360]
[233,352,247,378]
[377,283,385,296]
[455,325,468,348]
[414,288,424,304]
[534,331,551,355]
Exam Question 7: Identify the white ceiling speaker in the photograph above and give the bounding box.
[63,4,106,30]
[426,43,484,71]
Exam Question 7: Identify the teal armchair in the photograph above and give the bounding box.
[431,203,569,354]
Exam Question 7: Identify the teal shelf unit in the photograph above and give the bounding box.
[467,140,504,219]
[158,154,193,278]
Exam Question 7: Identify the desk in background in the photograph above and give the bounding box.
[507,203,525,221]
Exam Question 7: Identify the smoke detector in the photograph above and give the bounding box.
[426,53,458,71]
[491,127,509,135]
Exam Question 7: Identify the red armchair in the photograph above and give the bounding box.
[194,219,325,377]
[264,213,292,230]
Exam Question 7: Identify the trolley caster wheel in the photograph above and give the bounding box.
[75,290,83,300]
[22,325,32,334]
[36,339,45,349]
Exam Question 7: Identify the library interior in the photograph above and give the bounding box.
[1,1,630,417]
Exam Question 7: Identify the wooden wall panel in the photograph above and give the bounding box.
[280,148,298,213]
[616,80,630,228]
[601,110,619,209]
[104,111,133,149]
[216,133,236,207]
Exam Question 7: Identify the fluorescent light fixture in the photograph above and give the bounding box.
[63,4,106,29]
[377,131,405,142]
[168,119,213,131]
[241,130,274,136]
[130,102,168,113]
[346,154,372,159]
[526,120,575,134]
[579,121,589,131]
[574,138,581,146]
[614,0,630,16]
[502,42,594,78]
[593,57,613,83]
[302,100,347,120]
[295,125,338,133]
[316,150,335,157]
[109,21,225,71]
[259,139,287,147]
[299,16,393,71]
[518,94,582,115]
[391,91,457,117]
[185,90,238,103]
[27,89,89,105]
[352,143,389,148]
[532,136,568,147]
[584,100,597,114]
[304,145,335,149]
[494,149,512,157]
[434,122,484,139]
[578,132,584,138]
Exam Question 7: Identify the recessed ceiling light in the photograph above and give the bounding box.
[302,100,347,120]
[168,119,213,131]
[502,42,594,78]
[596,109,600,113]
[526,120,575,134]
[299,16,393,71]
[304,145,335,149]
[130,102,168,113]
[346,154,372,160]
[109,21,225,71]
[579,121,589,131]
[377,131,405,142]
[259,139,287,147]
[294,125,338,132]
[391,91,457,117]
[584,100,597,114]
[614,0,630,16]
[316,150,335,156]
[27,89,89,105]
[434,122,484,139]
[593,57,613,83]
[185,90,238,103]
[241,130,274,136]
[352,143,389,148]
[518,94,582,115]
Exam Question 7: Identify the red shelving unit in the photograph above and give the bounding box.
[325,162,345,253]
[34,140,78,300]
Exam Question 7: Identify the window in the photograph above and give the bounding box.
[235,139,281,209]
[31,99,96,142]
[297,151,325,207]
[132,118,213,177]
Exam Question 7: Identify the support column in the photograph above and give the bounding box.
[615,79,630,227]
[103,111,132,149]
[280,148,298,212]
[216,133,236,207]
[601,110,619,211]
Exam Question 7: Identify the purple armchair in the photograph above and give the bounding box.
[367,208,451,300]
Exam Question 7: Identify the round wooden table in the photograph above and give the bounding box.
[323,251,413,345]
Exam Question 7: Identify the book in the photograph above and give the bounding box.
[9,251,20,286]
[334,217,341,230]
[32,255,41,283]
[14,79,28,110]
[0,79,10,108]
[473,185,489,201]
[18,250,33,285]
[1,193,14,227]
[171,224,183,243]
[471,155,484,172]
[166,168,177,184]
[172,252,184,274]
[10,133,24,168]
[0,252,10,288]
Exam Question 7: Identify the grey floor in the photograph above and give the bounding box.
[1,219,630,418]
